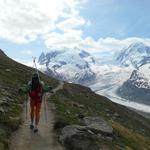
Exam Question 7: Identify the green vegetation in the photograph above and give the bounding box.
[0,51,58,149]
[51,83,150,150]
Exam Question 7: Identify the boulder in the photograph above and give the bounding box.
[83,117,113,137]
[60,125,100,150]
[60,117,114,150]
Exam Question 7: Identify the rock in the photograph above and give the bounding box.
[66,110,71,114]
[83,117,113,136]
[60,117,114,150]
[5,69,11,72]
[0,107,5,113]
[54,120,69,130]
[60,125,100,150]
[9,116,20,121]
[0,89,10,96]
[0,96,12,106]
[8,117,21,131]
[77,113,85,119]
[72,102,84,109]
[113,113,119,117]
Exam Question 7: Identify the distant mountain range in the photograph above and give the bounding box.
[38,47,96,84]
[37,42,150,106]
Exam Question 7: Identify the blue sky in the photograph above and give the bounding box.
[81,0,150,39]
[0,0,150,64]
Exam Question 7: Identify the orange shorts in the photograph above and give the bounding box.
[30,99,42,115]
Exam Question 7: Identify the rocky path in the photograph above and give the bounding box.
[10,82,64,150]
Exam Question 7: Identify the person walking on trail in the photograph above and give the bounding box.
[19,73,52,133]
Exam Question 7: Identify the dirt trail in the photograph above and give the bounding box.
[10,81,64,150]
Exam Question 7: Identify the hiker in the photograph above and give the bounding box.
[19,73,52,132]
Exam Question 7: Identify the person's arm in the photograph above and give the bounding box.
[44,85,53,92]
[40,81,53,93]
[18,82,31,94]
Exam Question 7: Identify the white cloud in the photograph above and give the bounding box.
[21,50,32,55]
[1,0,150,54]
[45,29,83,49]
[0,0,87,43]
[97,37,150,51]
[45,34,150,53]
[57,17,86,31]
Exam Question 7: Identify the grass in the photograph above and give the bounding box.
[0,51,59,150]
[51,82,150,150]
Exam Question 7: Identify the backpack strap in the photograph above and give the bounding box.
[27,81,32,92]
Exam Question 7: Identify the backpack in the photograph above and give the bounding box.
[28,81,44,101]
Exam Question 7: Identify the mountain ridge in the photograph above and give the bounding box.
[116,42,150,68]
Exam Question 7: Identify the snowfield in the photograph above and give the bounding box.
[38,43,150,113]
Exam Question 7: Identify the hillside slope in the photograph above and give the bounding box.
[51,83,150,150]
[0,50,58,149]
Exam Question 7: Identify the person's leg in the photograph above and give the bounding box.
[34,101,42,132]
[30,100,35,129]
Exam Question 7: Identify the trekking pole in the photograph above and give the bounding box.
[32,57,39,78]
[43,94,48,123]
[25,95,28,120]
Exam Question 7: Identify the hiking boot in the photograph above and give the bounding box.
[30,125,34,130]
[34,128,38,133]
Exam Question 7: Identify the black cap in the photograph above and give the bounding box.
[32,73,39,78]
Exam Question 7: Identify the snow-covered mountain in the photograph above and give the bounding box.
[116,42,150,68]
[38,47,96,84]
[37,43,150,107]
[117,63,150,105]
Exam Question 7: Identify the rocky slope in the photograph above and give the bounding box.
[38,47,96,85]
[118,64,150,105]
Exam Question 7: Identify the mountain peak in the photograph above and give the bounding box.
[38,47,96,84]
[129,42,145,48]
[116,42,150,68]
